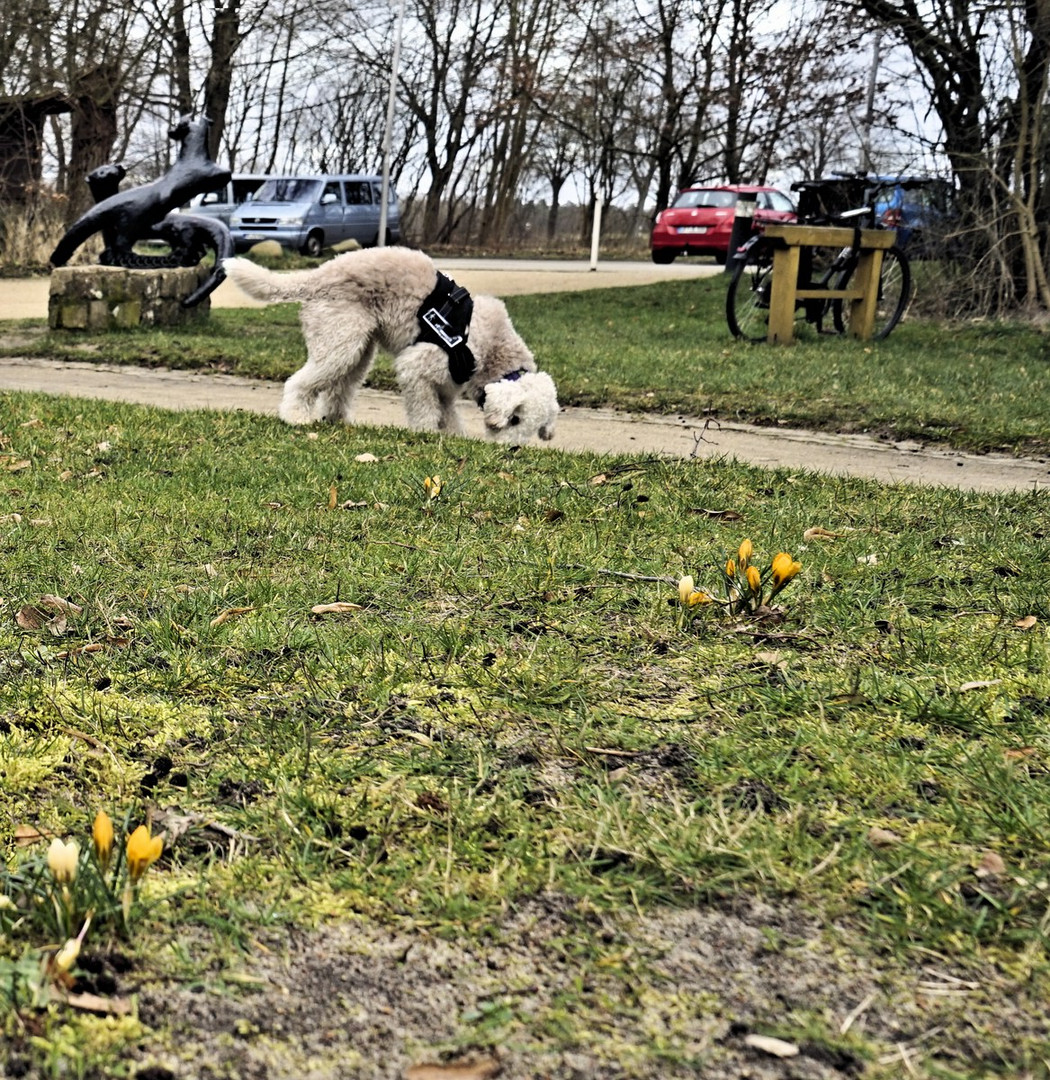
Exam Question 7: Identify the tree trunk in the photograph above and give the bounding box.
[65,63,121,222]
[203,0,243,161]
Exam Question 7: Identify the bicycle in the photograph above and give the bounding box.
[725,179,912,342]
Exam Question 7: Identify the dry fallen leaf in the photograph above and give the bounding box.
[310,602,364,616]
[404,1056,501,1080]
[54,643,106,659]
[803,526,844,541]
[958,679,1002,692]
[976,851,1006,878]
[16,605,46,630]
[328,484,338,510]
[868,826,902,848]
[58,991,132,1016]
[355,452,378,463]
[689,507,743,520]
[210,606,256,628]
[743,1034,799,1058]
[14,823,49,846]
[590,473,607,485]
[39,595,84,615]
[6,459,31,472]
[1015,615,1038,631]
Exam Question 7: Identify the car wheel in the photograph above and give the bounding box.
[651,249,676,264]
[300,231,324,257]
[714,250,728,265]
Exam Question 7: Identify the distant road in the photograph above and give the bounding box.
[1,257,721,319]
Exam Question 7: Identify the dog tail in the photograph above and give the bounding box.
[221,257,314,304]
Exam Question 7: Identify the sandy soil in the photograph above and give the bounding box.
[121,896,1044,1079]
[2,263,1048,492]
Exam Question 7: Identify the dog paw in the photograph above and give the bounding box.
[278,405,314,425]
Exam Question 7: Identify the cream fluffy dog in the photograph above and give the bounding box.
[222,248,559,443]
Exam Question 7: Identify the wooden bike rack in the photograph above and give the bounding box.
[759,224,898,344]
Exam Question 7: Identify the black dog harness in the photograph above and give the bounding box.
[416,272,476,384]
[475,368,528,410]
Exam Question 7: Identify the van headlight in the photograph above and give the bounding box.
[283,216,304,226]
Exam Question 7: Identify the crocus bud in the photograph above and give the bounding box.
[47,838,79,884]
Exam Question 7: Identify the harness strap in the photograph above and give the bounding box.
[416,271,476,384]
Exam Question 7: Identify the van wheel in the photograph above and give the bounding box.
[300,231,324,257]
[372,229,397,248]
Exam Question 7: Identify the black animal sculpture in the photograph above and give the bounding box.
[49,116,233,308]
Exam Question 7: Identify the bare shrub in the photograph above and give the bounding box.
[0,186,73,269]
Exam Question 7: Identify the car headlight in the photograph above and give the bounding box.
[283,216,304,226]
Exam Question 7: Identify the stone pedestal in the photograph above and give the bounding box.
[48,265,212,330]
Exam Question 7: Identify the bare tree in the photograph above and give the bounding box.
[843,0,1050,309]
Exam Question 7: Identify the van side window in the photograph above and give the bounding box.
[346,182,372,205]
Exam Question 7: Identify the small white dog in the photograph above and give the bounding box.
[223,248,559,444]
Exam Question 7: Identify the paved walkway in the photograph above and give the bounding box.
[2,261,1048,492]
[2,356,1047,492]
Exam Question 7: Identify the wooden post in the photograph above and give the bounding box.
[759,224,897,344]
[767,245,801,344]
[844,248,886,339]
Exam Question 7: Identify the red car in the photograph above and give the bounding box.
[650,184,796,264]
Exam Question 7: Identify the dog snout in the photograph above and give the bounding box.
[539,425,555,441]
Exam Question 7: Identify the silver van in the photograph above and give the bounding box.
[229,175,401,255]
[185,174,274,226]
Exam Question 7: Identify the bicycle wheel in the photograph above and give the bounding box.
[726,252,775,341]
[832,245,911,339]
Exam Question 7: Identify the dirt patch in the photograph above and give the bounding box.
[94,896,1036,1079]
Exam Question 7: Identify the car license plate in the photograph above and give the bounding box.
[678,226,708,234]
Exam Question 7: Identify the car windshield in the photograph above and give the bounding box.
[254,178,321,203]
[673,189,738,209]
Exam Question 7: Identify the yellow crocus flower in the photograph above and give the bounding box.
[746,565,762,593]
[47,838,79,884]
[126,825,164,882]
[738,539,753,567]
[725,558,736,579]
[424,475,442,499]
[770,552,802,592]
[92,811,114,872]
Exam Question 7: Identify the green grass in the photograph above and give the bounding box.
[2,391,1050,1075]
[9,267,1050,454]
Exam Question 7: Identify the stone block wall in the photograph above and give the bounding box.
[48,266,211,330]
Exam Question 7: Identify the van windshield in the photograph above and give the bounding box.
[255,178,321,203]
